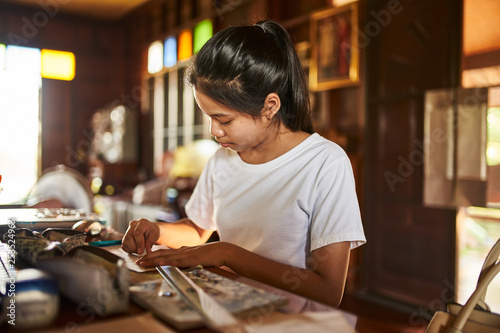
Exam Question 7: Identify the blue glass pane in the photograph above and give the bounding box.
[164,36,177,68]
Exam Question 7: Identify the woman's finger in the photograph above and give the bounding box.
[138,252,190,268]
[137,243,224,268]
[121,220,140,253]
[132,219,152,255]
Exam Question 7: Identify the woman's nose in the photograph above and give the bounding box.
[210,121,224,138]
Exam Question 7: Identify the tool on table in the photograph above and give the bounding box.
[89,239,122,247]
[157,265,248,333]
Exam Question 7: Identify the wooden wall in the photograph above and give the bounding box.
[0,0,466,309]
[119,0,334,179]
[0,2,140,191]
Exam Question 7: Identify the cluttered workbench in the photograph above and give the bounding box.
[0,208,359,332]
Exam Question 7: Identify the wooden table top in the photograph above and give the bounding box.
[0,225,427,333]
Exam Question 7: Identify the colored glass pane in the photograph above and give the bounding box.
[148,41,164,74]
[0,44,5,70]
[164,36,177,68]
[41,49,75,81]
[194,19,213,53]
[178,29,192,61]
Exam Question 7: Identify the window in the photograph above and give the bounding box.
[146,20,214,176]
[0,45,75,204]
[149,64,211,175]
[424,87,500,312]
[0,45,41,204]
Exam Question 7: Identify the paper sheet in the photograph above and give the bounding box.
[244,311,357,333]
[106,244,168,272]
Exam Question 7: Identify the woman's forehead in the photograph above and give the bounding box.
[194,90,237,116]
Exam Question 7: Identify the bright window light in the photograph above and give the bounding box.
[178,29,192,61]
[194,19,213,53]
[0,44,5,70]
[164,36,177,68]
[487,106,500,166]
[0,68,40,204]
[6,45,41,74]
[148,41,164,74]
[41,49,75,81]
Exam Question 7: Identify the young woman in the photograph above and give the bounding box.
[122,20,366,307]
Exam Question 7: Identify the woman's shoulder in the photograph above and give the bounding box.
[280,133,350,174]
[302,133,348,160]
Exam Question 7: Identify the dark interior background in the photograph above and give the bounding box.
[2,0,497,312]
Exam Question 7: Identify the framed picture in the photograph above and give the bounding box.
[309,2,359,90]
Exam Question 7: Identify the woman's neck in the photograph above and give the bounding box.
[238,128,311,164]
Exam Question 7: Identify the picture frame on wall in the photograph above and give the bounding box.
[309,2,359,90]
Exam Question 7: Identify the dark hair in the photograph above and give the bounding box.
[187,20,313,134]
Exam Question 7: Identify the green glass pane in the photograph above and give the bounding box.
[193,19,213,54]
[0,44,5,70]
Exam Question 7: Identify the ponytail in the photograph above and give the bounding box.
[187,20,313,134]
[254,20,313,133]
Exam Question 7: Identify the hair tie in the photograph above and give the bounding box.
[254,24,266,34]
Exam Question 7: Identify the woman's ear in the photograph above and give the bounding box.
[263,93,281,119]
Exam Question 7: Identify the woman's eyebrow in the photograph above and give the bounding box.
[209,112,231,118]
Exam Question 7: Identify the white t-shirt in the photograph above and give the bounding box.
[185,133,366,269]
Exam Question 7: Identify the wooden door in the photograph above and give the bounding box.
[362,0,462,309]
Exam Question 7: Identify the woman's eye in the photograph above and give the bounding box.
[219,120,231,125]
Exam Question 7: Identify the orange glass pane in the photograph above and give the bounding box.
[178,29,193,61]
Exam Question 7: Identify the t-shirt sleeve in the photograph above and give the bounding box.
[310,153,366,251]
[184,156,217,231]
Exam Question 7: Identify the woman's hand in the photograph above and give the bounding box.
[121,218,160,255]
[136,241,231,268]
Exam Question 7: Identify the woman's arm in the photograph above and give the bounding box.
[227,241,350,307]
[156,218,214,248]
[137,241,350,307]
[121,218,213,254]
